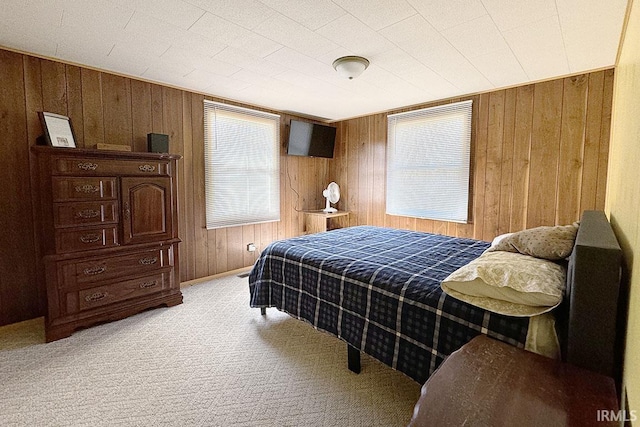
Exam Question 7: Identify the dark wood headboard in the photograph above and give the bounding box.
[558,210,622,380]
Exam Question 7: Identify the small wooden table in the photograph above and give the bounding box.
[303,210,349,234]
[409,335,618,427]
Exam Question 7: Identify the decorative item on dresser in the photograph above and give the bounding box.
[31,146,182,342]
[38,112,77,148]
[147,133,169,153]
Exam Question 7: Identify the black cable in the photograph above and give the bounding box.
[286,163,303,212]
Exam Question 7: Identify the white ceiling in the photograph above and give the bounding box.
[0,0,628,121]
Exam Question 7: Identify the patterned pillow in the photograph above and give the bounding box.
[486,222,579,260]
[441,251,566,317]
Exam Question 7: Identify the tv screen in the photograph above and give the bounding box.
[287,119,336,158]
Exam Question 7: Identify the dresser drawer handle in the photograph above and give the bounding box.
[140,281,157,289]
[138,164,156,173]
[77,162,98,171]
[85,291,107,302]
[80,234,101,243]
[76,209,100,219]
[75,184,100,194]
[83,265,106,276]
[139,257,158,265]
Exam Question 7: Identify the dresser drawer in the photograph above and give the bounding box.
[54,201,118,228]
[55,226,119,253]
[53,157,170,176]
[74,272,170,311]
[59,247,173,288]
[52,177,117,201]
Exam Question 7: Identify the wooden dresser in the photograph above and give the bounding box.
[31,147,183,342]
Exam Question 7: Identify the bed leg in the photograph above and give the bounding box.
[347,344,361,374]
[260,307,266,315]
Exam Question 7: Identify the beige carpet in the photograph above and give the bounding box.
[0,275,421,426]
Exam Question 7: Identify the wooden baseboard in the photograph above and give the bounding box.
[180,266,253,289]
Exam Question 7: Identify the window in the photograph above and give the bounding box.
[204,101,280,229]
[386,100,472,223]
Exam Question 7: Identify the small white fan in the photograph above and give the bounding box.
[322,182,340,213]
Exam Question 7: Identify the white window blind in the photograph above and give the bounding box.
[386,100,472,223]
[204,101,280,229]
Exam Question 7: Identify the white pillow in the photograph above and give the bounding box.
[490,232,514,248]
[441,251,566,317]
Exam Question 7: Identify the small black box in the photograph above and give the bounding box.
[147,133,169,153]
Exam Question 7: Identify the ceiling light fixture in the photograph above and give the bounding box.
[332,56,370,80]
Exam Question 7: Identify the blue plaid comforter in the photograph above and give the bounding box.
[249,226,530,383]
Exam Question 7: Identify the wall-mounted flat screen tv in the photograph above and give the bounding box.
[287,119,336,159]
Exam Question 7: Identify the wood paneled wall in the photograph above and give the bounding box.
[0,46,614,327]
[330,69,614,242]
[0,48,330,326]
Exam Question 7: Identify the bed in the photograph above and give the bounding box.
[249,210,622,384]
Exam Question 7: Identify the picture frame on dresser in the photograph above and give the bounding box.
[38,112,77,148]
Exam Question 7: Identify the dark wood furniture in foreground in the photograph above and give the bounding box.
[32,147,182,342]
[303,210,349,234]
[409,335,618,427]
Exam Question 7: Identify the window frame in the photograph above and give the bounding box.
[386,100,473,224]
[203,101,281,230]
